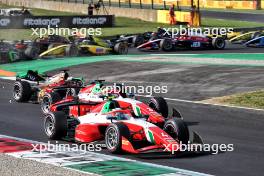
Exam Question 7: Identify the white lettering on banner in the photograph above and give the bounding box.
[72,17,107,25]
[24,18,60,26]
[0,19,10,26]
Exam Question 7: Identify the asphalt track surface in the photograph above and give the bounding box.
[1,56,264,176]
[130,44,264,54]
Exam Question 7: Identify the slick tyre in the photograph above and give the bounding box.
[114,42,128,54]
[44,111,67,140]
[160,39,173,51]
[133,35,145,47]
[164,118,189,144]
[212,37,226,50]
[148,97,168,118]
[41,92,61,114]
[24,45,40,60]
[13,81,31,102]
[65,44,79,57]
[105,123,130,154]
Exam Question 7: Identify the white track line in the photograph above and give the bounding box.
[137,95,264,112]
[0,134,212,176]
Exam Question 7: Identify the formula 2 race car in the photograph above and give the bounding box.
[44,97,201,154]
[0,40,36,64]
[137,34,226,51]
[41,80,169,120]
[13,70,84,103]
[39,35,128,58]
[244,36,264,48]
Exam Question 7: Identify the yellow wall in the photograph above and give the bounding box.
[157,10,191,24]
[110,0,259,10]
[203,1,257,9]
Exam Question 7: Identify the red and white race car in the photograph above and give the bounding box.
[44,97,199,154]
[41,80,169,120]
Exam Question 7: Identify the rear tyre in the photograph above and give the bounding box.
[13,81,32,102]
[133,35,144,47]
[41,92,61,114]
[160,39,173,51]
[24,45,40,59]
[212,37,226,49]
[44,111,67,140]
[114,42,128,54]
[148,97,168,118]
[105,123,130,153]
[164,118,189,144]
[65,44,79,57]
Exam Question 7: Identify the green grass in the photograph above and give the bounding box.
[0,3,264,40]
[201,17,264,28]
[210,90,264,109]
[102,17,172,37]
[200,7,264,14]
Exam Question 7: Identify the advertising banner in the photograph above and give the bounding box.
[0,15,115,29]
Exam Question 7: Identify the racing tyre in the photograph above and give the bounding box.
[132,35,145,47]
[44,111,67,140]
[65,44,79,57]
[148,97,168,118]
[24,45,40,59]
[114,42,128,55]
[160,39,173,51]
[164,118,189,144]
[13,81,31,102]
[105,123,130,153]
[41,92,62,114]
[212,37,226,50]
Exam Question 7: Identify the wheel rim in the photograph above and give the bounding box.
[41,96,51,114]
[13,84,21,100]
[216,40,224,48]
[66,88,76,96]
[164,123,178,139]
[106,127,118,150]
[45,115,55,136]
[164,41,172,50]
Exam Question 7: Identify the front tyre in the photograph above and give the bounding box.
[105,123,130,153]
[44,111,67,140]
[13,81,32,102]
[164,118,189,144]
[160,39,173,51]
[212,37,226,50]
[41,92,61,114]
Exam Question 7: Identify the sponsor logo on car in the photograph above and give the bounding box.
[96,48,104,53]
